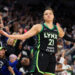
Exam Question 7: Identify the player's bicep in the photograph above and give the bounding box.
[22,25,40,39]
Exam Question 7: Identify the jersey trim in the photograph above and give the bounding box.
[30,50,37,72]
[36,50,44,74]
[44,23,55,30]
[39,24,44,33]
[55,25,59,35]
[45,72,55,75]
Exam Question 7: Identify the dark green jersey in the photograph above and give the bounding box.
[37,23,59,54]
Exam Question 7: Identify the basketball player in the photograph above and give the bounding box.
[0,7,75,75]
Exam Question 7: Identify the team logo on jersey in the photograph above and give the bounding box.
[44,32,57,39]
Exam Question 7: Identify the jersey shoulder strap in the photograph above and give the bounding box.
[39,23,44,33]
[54,25,59,35]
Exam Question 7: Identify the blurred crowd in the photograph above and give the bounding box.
[0,0,75,75]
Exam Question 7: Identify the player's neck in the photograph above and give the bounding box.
[45,21,53,27]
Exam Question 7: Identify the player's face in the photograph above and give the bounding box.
[43,10,54,22]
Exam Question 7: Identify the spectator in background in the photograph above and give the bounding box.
[64,40,73,50]
[72,60,75,75]
[55,63,63,75]
[18,27,24,34]
[9,54,22,75]
[61,59,73,75]
[0,47,15,75]
[57,38,64,52]
[1,26,10,46]
[15,41,23,56]
[5,26,10,34]
[13,21,20,32]
[24,26,30,33]
[59,50,73,75]
[5,38,16,57]
[18,45,32,75]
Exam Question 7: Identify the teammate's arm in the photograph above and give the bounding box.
[0,24,42,40]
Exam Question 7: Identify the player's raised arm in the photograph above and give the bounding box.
[56,23,75,42]
[0,24,42,40]
[56,23,65,38]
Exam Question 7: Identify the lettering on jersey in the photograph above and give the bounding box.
[46,47,55,53]
[44,32,57,46]
[44,32,57,39]
[48,39,54,46]
[43,32,58,53]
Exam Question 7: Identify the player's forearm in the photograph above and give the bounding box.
[1,25,39,40]
[8,34,26,40]
[8,33,32,40]
[2,31,35,40]
[2,30,9,37]
[2,31,26,40]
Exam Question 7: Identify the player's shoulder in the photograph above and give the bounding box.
[32,24,43,32]
[33,24,42,28]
